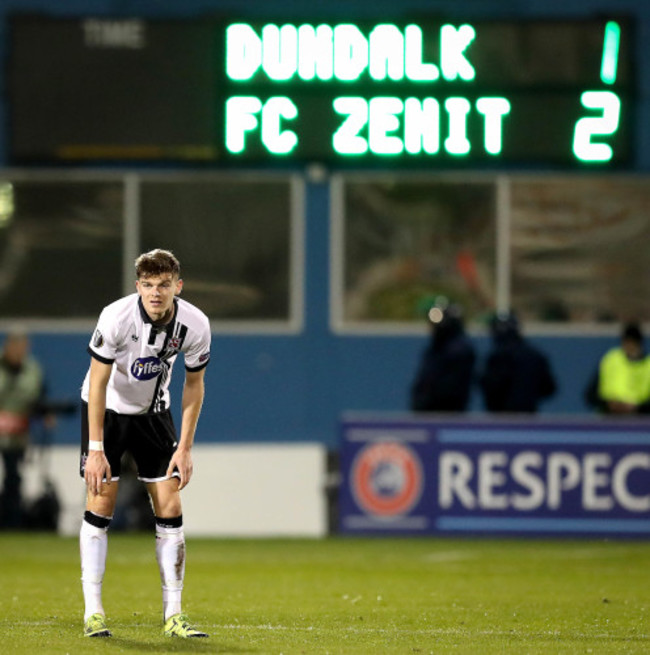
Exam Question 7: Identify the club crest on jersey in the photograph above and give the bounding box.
[351,441,423,518]
[131,356,163,381]
[168,336,182,350]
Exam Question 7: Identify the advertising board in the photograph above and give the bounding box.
[340,415,650,536]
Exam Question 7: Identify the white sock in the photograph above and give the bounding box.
[80,517,110,621]
[156,523,185,621]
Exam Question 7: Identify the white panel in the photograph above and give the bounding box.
[19,443,328,538]
[183,444,327,537]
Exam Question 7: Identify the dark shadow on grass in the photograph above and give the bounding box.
[108,637,258,653]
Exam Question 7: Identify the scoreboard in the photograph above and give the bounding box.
[7,15,634,168]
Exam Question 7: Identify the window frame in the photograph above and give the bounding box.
[330,172,646,337]
[0,169,305,334]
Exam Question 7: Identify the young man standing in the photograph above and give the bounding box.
[79,249,211,638]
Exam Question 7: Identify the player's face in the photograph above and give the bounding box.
[136,273,183,323]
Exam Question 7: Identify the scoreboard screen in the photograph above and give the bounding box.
[7,15,634,168]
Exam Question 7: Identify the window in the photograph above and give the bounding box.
[334,176,497,330]
[140,177,299,325]
[510,176,650,324]
[0,178,123,319]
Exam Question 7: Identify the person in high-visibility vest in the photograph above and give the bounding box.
[585,323,650,414]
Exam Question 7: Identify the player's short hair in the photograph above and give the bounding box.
[135,249,181,279]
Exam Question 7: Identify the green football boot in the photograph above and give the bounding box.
[84,613,111,637]
[163,613,209,638]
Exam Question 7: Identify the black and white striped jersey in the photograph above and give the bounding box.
[81,294,211,414]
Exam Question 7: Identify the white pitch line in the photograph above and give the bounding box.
[5,620,647,642]
[205,624,649,640]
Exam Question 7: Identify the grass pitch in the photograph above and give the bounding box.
[0,533,648,654]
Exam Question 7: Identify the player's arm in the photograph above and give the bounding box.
[85,357,113,495]
[166,368,206,490]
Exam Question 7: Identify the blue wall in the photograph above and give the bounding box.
[3,0,650,448]
[28,326,627,448]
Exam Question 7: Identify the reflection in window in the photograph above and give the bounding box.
[342,179,497,324]
[511,177,650,323]
[0,180,123,318]
[140,180,292,320]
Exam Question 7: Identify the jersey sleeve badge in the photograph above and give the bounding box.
[93,330,104,348]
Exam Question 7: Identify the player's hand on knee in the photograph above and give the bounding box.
[166,449,193,491]
[85,451,112,495]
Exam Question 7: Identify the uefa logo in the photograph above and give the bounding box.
[351,441,424,518]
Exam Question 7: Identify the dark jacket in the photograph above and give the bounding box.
[480,331,556,413]
[410,316,476,412]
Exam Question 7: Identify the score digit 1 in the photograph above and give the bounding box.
[572,90,621,163]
